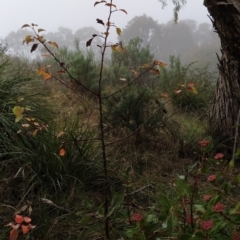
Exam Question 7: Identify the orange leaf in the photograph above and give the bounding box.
[161,93,169,98]
[9,229,18,240]
[153,60,168,68]
[15,215,24,224]
[42,71,52,80]
[130,69,138,76]
[59,148,66,156]
[23,217,32,224]
[21,225,30,234]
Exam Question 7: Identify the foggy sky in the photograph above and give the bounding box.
[1,0,209,40]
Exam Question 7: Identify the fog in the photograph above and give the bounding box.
[1,0,209,40]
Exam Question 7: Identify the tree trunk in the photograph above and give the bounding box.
[204,0,240,146]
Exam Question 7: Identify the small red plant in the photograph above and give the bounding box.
[5,215,36,240]
[200,220,214,231]
[130,213,144,222]
[212,202,224,213]
[214,153,224,160]
[207,174,216,182]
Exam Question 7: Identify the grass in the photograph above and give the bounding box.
[2,48,238,239]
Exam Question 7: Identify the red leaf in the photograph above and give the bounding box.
[15,215,24,224]
[23,216,32,224]
[21,225,30,234]
[9,229,18,240]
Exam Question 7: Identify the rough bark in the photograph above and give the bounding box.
[204,0,240,145]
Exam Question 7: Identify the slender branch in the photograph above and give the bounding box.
[103,65,155,99]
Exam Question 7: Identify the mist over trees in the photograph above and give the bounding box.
[4,15,220,73]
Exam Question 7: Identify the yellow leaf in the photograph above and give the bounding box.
[116,27,121,36]
[111,44,121,53]
[188,86,198,94]
[59,147,66,156]
[48,41,59,49]
[13,106,24,122]
[102,32,109,37]
[57,131,65,138]
[23,35,34,45]
[38,28,45,33]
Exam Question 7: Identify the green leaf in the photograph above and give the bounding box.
[179,233,192,240]
[194,204,206,214]
[229,159,235,171]
[157,194,171,209]
[107,191,124,217]
[166,214,174,231]
[146,214,158,223]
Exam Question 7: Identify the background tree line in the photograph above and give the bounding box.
[5,15,220,74]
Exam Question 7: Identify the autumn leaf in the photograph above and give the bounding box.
[47,41,59,49]
[23,216,32,224]
[59,147,66,156]
[21,225,30,234]
[31,43,38,53]
[102,32,109,37]
[175,90,182,95]
[153,60,168,68]
[23,35,34,45]
[15,215,24,224]
[41,54,51,58]
[37,28,45,33]
[111,44,121,53]
[57,131,65,138]
[119,9,127,14]
[21,24,30,29]
[9,229,18,240]
[105,3,116,7]
[86,38,93,47]
[32,129,39,137]
[94,0,106,7]
[161,93,169,98]
[131,69,138,76]
[96,18,105,26]
[13,106,24,122]
[116,27,121,36]
[22,124,30,128]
